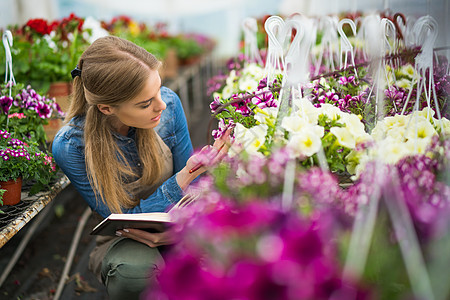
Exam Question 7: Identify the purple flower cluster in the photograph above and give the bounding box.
[207,74,228,96]
[145,201,370,300]
[340,136,449,241]
[1,147,31,161]
[338,75,355,85]
[431,58,450,119]
[209,96,222,114]
[217,148,291,195]
[225,53,247,71]
[383,85,417,116]
[297,167,341,205]
[308,77,369,113]
[12,86,64,119]
[395,152,450,241]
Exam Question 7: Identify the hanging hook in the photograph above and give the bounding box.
[338,18,358,75]
[393,13,406,41]
[264,16,286,84]
[242,17,263,66]
[3,30,16,95]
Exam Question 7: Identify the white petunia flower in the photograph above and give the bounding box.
[396,78,412,89]
[319,103,343,121]
[404,138,432,154]
[281,115,324,137]
[221,85,233,100]
[330,126,356,149]
[378,137,410,165]
[238,76,259,93]
[293,97,320,124]
[242,63,265,79]
[287,129,322,158]
[233,123,268,156]
[404,117,437,141]
[226,70,237,86]
[254,107,277,125]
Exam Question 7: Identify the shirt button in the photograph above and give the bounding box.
[128,140,132,144]
[137,163,141,167]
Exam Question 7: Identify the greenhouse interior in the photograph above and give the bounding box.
[0,0,449,299]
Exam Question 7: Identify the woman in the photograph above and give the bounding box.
[52,36,228,299]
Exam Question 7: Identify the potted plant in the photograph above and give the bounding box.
[0,82,65,145]
[0,129,58,206]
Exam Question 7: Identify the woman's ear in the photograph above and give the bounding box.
[97,104,115,115]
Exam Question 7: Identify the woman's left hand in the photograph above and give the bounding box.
[116,228,178,248]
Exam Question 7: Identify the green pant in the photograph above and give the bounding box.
[101,238,165,300]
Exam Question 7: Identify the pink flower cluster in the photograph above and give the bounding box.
[8,113,26,119]
[145,200,370,300]
[0,130,31,162]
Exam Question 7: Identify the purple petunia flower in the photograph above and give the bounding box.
[0,96,13,114]
[231,94,252,117]
[35,101,53,119]
[257,77,268,90]
[251,91,277,109]
[212,119,235,140]
[209,96,222,114]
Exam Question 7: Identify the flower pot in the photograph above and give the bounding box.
[0,177,22,206]
[160,48,179,80]
[48,81,73,113]
[43,118,63,143]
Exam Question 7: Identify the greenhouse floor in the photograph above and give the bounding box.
[0,105,215,300]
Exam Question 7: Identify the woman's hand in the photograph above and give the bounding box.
[176,129,232,190]
[116,228,177,248]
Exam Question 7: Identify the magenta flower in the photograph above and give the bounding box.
[257,77,268,90]
[338,76,355,85]
[231,94,252,116]
[209,96,222,114]
[35,102,53,119]
[0,96,13,114]
[251,91,277,109]
[212,119,235,140]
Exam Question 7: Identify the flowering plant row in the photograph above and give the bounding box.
[0,14,215,93]
[208,50,449,178]
[103,16,215,63]
[0,14,88,92]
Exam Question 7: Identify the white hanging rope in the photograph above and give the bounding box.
[242,17,263,66]
[401,16,443,135]
[338,18,357,76]
[3,30,16,97]
[264,15,286,85]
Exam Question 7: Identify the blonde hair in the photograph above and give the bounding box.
[66,36,163,213]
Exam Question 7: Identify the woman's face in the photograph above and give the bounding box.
[107,69,166,132]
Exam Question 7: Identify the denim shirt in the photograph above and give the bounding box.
[52,87,193,218]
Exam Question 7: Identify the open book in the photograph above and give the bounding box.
[90,193,198,236]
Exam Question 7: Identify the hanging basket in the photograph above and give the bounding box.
[0,177,23,206]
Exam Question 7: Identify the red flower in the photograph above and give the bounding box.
[26,18,52,35]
